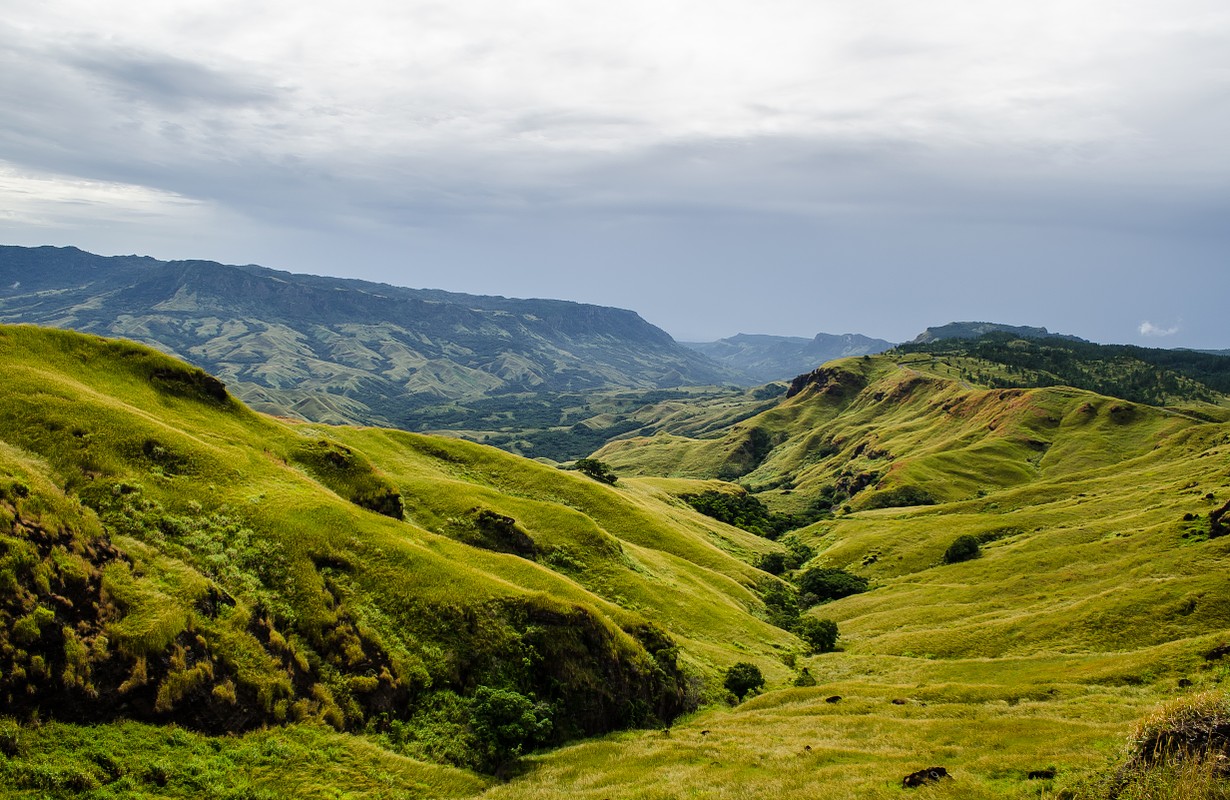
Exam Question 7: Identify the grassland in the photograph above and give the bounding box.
[2,326,1229,798]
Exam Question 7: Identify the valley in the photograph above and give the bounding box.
[0,320,1228,798]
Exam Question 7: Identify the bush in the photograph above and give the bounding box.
[944,534,981,564]
[573,458,618,485]
[795,617,839,653]
[1111,690,1230,799]
[469,686,553,773]
[723,662,764,701]
[795,566,869,605]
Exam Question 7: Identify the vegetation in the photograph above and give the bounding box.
[571,458,618,485]
[895,332,1230,405]
[2,323,1230,798]
[795,617,839,653]
[796,565,870,605]
[723,662,765,701]
[944,533,982,564]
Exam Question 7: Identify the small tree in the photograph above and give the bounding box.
[796,566,868,605]
[573,458,618,485]
[795,617,839,653]
[470,686,553,773]
[724,662,765,701]
[944,534,981,564]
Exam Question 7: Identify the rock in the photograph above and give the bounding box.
[902,767,950,788]
[825,695,841,704]
[891,698,908,705]
[1028,769,1056,779]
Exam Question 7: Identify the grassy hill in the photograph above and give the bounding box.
[2,326,1229,798]
[0,324,796,794]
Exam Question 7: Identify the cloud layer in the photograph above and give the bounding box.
[2,0,1228,345]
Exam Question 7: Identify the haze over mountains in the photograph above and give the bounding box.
[683,332,894,384]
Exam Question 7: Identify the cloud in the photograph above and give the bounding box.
[1139,321,1180,337]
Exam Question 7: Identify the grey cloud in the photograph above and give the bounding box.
[67,46,279,110]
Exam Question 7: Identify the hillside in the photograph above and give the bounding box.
[0,246,740,434]
[3,326,1230,798]
[683,332,894,384]
[0,324,795,792]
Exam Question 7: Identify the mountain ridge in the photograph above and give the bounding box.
[0,245,741,430]
[682,331,894,384]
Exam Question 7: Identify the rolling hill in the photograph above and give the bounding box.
[2,325,1229,798]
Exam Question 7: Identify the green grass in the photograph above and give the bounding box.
[3,324,1230,798]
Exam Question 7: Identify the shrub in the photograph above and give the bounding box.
[756,551,786,575]
[723,662,764,701]
[795,617,839,653]
[469,686,553,773]
[795,566,868,605]
[944,534,981,564]
[573,458,618,485]
[1110,690,1230,799]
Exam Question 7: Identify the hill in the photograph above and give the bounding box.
[3,326,1230,798]
[0,245,740,434]
[911,321,1087,343]
[0,324,795,791]
[683,332,894,383]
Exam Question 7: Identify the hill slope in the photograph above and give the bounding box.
[0,245,740,430]
[3,326,1230,798]
[0,324,793,783]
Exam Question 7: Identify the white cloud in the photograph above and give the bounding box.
[1138,320,1180,337]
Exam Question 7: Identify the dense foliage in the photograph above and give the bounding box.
[796,566,870,606]
[795,617,839,653]
[723,662,764,701]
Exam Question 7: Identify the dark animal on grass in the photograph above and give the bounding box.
[902,766,950,788]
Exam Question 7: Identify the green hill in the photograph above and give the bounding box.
[3,326,1230,798]
[0,324,795,793]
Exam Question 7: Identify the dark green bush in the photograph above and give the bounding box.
[795,617,839,653]
[944,534,981,564]
[573,458,618,485]
[470,686,553,773]
[795,566,869,605]
[723,662,764,701]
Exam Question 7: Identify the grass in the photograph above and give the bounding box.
[2,324,1230,798]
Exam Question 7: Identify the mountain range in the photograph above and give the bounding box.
[682,332,894,383]
[0,245,741,428]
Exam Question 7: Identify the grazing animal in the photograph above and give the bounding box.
[1027,769,1056,780]
[902,766,950,788]
[825,695,841,704]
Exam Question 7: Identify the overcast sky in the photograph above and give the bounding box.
[2,0,1228,345]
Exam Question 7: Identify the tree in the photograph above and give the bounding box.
[795,617,839,653]
[944,534,981,564]
[470,686,553,773]
[796,566,869,605]
[573,458,618,485]
[724,662,765,701]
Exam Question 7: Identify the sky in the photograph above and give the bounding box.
[1,0,1228,346]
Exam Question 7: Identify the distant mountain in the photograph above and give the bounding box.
[682,332,894,384]
[911,321,1087,344]
[0,245,741,428]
